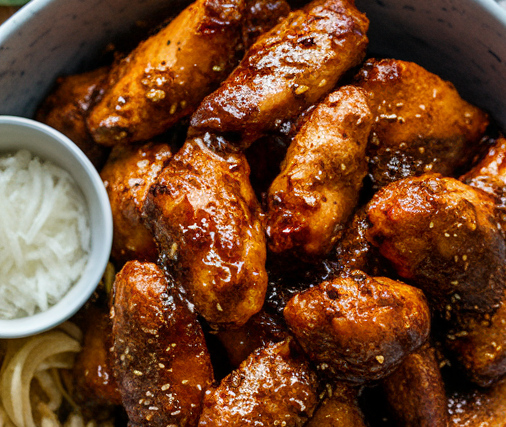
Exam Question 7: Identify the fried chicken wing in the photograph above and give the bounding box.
[284,271,430,384]
[366,174,506,314]
[72,306,121,409]
[100,142,173,265]
[87,0,247,146]
[461,135,506,233]
[190,0,369,148]
[366,174,506,385]
[143,136,267,328]
[305,383,367,427]
[382,344,449,427]
[111,261,214,427]
[198,339,319,427]
[354,59,489,189]
[266,85,372,260]
[36,66,111,168]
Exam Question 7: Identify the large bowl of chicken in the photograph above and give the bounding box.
[1,0,506,425]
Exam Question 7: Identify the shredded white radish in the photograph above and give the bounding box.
[0,150,91,319]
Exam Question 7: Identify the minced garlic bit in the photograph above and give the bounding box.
[0,150,90,319]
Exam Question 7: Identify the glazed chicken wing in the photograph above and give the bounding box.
[87,0,247,145]
[284,270,430,384]
[354,59,489,189]
[190,0,369,148]
[72,306,121,410]
[36,66,111,168]
[382,344,449,427]
[305,383,367,427]
[198,339,319,427]
[100,142,173,265]
[111,261,214,427]
[366,174,506,314]
[366,174,506,385]
[143,136,267,328]
[266,85,372,260]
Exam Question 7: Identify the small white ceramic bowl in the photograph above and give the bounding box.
[0,115,112,338]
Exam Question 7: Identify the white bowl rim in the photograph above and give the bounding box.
[0,115,113,338]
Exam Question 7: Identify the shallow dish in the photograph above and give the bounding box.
[0,116,112,338]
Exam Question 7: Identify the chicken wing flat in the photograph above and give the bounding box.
[284,271,430,384]
[354,59,489,189]
[382,344,449,427]
[461,135,506,233]
[445,298,506,387]
[87,0,247,146]
[266,85,372,260]
[305,384,367,427]
[366,174,506,385]
[143,136,267,328]
[190,0,369,148]
[366,174,506,314]
[111,261,214,427]
[198,339,319,427]
[72,306,121,410]
[36,66,110,168]
[100,142,173,265]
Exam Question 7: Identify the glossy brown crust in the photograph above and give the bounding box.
[36,66,111,168]
[266,85,372,260]
[382,344,449,427]
[448,376,506,426]
[143,136,267,328]
[87,0,247,146]
[305,384,366,427]
[198,339,319,426]
[242,0,290,49]
[461,136,506,233]
[189,0,369,147]
[217,310,288,367]
[284,271,431,384]
[72,306,122,408]
[354,58,489,189]
[111,261,214,427]
[366,174,506,314]
[445,297,506,387]
[100,142,172,265]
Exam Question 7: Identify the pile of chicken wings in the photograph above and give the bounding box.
[37,0,506,425]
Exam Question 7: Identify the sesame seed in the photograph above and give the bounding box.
[294,85,309,95]
[462,255,468,261]
[376,355,385,364]
[169,103,177,114]
[451,280,459,285]
[133,370,143,376]
[159,363,165,368]
[182,380,189,385]
[216,303,223,312]
[162,384,170,391]
[212,65,223,72]
[429,222,434,228]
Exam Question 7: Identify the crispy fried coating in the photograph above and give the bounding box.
[382,344,449,427]
[100,142,172,265]
[190,0,369,148]
[217,310,288,367]
[242,0,290,49]
[354,59,489,189]
[111,261,214,427]
[366,174,506,314]
[266,85,372,260]
[143,136,267,328]
[198,339,319,426]
[445,298,506,387]
[72,306,121,408]
[36,67,110,168]
[448,376,506,426]
[284,271,430,384]
[461,135,506,233]
[87,0,247,146]
[305,383,366,427]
